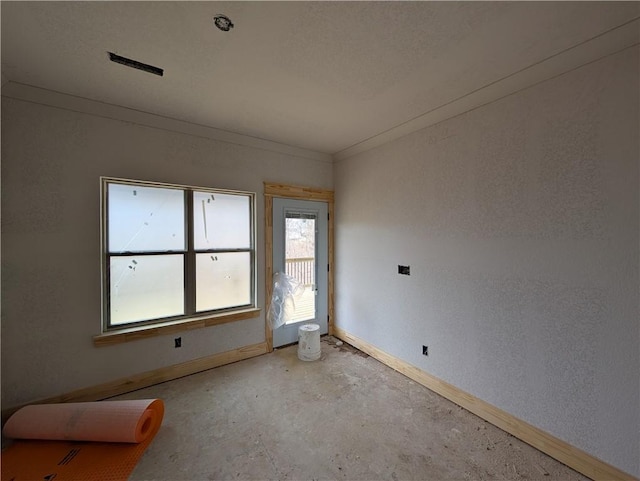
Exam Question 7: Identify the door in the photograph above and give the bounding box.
[272,198,328,348]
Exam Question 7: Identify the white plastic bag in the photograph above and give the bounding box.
[267,272,305,330]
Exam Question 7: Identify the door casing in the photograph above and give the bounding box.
[264,183,334,352]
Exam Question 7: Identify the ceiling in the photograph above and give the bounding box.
[1,2,639,158]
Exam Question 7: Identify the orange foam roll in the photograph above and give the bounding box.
[1,399,164,481]
[3,399,164,443]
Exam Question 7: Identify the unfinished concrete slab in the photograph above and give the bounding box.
[117,337,588,480]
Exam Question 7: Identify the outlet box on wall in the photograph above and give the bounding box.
[398,265,410,275]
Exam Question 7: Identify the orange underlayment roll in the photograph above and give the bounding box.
[1,399,164,481]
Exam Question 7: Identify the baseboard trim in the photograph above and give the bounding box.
[2,341,268,424]
[333,327,637,481]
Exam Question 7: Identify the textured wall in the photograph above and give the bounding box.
[334,47,639,477]
[1,95,332,408]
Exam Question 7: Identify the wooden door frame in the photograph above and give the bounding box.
[264,183,334,352]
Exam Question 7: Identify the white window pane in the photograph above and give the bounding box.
[108,183,185,252]
[193,192,250,250]
[196,252,251,311]
[110,255,184,325]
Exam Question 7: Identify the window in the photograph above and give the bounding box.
[102,178,255,330]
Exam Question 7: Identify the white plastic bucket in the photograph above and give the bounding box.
[297,324,321,361]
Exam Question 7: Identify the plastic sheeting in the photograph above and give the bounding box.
[267,272,305,330]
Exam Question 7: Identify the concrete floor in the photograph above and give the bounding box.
[117,337,589,481]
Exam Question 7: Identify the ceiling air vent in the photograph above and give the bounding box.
[108,52,164,77]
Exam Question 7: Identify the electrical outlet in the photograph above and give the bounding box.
[422,345,428,356]
[398,265,410,275]
[174,337,182,348]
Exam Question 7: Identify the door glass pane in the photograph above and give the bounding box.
[193,192,251,250]
[108,183,185,252]
[196,252,251,311]
[110,255,184,325]
[285,212,316,323]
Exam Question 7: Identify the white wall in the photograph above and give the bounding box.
[334,46,639,477]
[1,92,332,408]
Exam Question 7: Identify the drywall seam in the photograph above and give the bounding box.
[333,327,638,481]
[334,17,640,161]
[0,82,333,163]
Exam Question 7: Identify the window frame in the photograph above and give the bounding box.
[100,177,256,333]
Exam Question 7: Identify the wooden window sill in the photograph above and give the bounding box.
[93,308,261,347]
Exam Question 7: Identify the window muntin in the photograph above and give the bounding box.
[103,178,255,330]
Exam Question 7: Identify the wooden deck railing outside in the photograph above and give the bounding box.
[285,257,315,322]
[285,257,315,286]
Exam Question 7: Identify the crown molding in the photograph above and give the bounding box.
[333,18,640,162]
[1,82,333,163]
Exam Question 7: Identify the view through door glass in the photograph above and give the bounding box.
[285,212,316,323]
